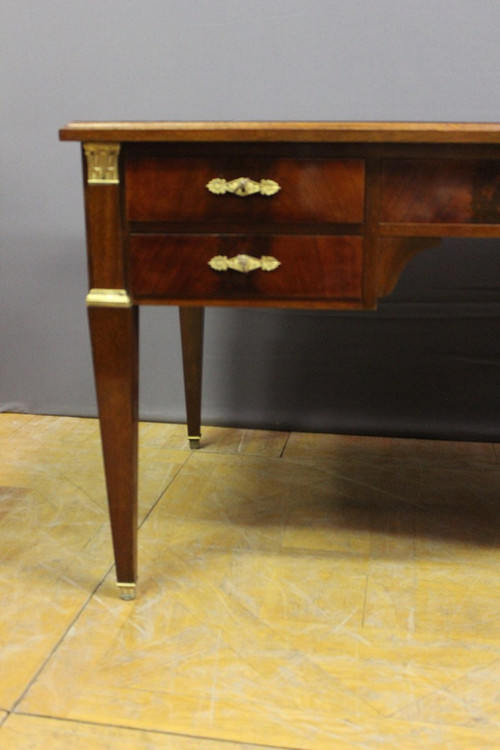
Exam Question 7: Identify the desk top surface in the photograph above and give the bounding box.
[59,121,500,144]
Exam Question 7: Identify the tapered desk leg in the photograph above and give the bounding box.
[179,307,204,449]
[88,304,139,599]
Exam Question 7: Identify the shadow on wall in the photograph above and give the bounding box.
[203,238,500,441]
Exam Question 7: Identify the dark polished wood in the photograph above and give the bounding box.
[179,306,204,448]
[125,155,365,224]
[60,122,500,595]
[60,121,500,143]
[88,305,139,584]
[381,159,500,224]
[129,235,364,306]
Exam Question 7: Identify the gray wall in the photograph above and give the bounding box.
[1,1,499,439]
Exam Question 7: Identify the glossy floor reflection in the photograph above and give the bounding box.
[0,414,499,749]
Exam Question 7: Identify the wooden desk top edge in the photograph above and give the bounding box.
[59,121,500,144]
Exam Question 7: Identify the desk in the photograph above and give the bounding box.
[59,122,500,598]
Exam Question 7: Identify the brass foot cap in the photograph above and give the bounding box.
[188,436,201,450]
[117,583,136,600]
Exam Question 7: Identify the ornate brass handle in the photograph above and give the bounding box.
[206,177,281,197]
[208,254,281,274]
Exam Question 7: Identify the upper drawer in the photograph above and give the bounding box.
[125,157,365,225]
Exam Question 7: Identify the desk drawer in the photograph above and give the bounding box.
[129,235,363,305]
[381,159,500,224]
[125,157,365,225]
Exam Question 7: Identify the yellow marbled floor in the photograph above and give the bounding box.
[0,413,499,749]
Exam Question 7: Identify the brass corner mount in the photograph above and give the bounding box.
[84,143,120,184]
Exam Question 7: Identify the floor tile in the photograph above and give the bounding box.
[139,422,289,457]
[193,426,289,457]
[2,416,500,748]
[283,432,498,468]
[0,477,109,708]
[17,439,500,748]
[0,413,36,438]
[0,416,188,709]
[0,714,280,750]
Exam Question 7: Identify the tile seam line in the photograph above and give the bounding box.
[3,711,307,750]
[279,431,292,458]
[6,567,114,716]
[137,449,194,531]
[0,413,37,438]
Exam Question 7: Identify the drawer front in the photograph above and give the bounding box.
[128,235,363,305]
[381,159,500,224]
[125,157,365,225]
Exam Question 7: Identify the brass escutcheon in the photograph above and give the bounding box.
[208,254,281,274]
[206,177,281,197]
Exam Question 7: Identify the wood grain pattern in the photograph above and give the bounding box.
[87,306,139,584]
[179,307,204,443]
[381,159,500,224]
[126,156,365,225]
[128,234,363,306]
[376,237,442,297]
[60,120,500,143]
[84,182,125,289]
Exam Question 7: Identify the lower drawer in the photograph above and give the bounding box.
[128,235,363,306]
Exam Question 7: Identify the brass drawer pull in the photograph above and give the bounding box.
[206,177,281,197]
[208,254,281,274]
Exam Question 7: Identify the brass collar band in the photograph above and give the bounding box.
[86,288,132,308]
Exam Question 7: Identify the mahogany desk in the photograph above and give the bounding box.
[59,122,500,599]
